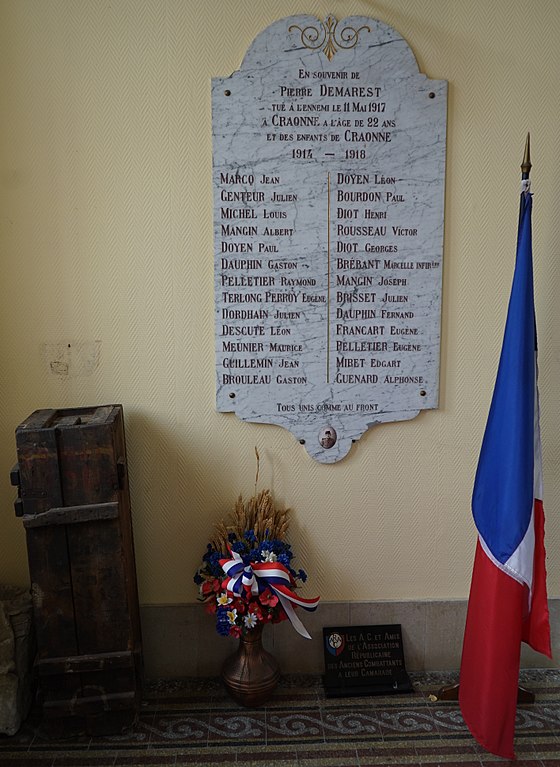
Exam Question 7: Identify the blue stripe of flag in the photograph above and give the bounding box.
[472,193,535,564]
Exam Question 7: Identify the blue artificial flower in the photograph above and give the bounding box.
[228,532,237,542]
[255,541,269,558]
[298,568,308,583]
[244,529,257,544]
[193,572,204,585]
[200,549,222,577]
[216,607,231,636]
[231,540,247,554]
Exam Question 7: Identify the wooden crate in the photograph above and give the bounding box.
[11,405,142,732]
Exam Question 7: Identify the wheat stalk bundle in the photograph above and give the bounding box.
[211,448,291,553]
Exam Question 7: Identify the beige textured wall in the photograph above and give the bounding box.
[1,0,560,606]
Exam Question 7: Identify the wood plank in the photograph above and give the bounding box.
[26,525,79,659]
[58,422,119,504]
[43,691,136,716]
[49,406,98,426]
[69,519,130,653]
[55,415,83,427]
[57,420,130,655]
[17,425,78,660]
[87,405,117,424]
[41,674,82,703]
[17,427,63,516]
[17,409,58,431]
[82,665,139,700]
[23,502,118,528]
[10,463,20,486]
[36,650,134,675]
[112,408,143,655]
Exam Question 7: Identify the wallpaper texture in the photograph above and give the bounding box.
[1,0,560,605]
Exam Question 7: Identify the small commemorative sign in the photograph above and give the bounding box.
[323,624,412,697]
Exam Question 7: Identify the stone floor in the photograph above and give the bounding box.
[1,671,560,766]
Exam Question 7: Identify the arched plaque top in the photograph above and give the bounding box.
[240,15,421,79]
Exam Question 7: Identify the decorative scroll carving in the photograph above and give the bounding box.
[289,15,371,61]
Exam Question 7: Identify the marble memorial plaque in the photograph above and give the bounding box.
[213,14,447,463]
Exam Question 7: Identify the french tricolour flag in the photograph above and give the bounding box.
[459,189,551,759]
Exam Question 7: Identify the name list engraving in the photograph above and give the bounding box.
[213,15,447,462]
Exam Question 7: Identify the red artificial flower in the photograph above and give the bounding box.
[230,625,242,639]
[232,598,246,614]
[259,589,279,608]
[202,578,221,597]
[271,605,288,624]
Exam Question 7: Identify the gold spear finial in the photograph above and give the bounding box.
[521,133,531,179]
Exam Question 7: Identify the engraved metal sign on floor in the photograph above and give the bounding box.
[213,15,447,462]
[323,624,412,697]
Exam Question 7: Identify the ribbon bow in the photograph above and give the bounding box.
[219,549,320,639]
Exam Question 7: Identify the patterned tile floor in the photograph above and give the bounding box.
[2,671,560,766]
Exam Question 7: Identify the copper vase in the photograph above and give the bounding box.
[221,623,280,707]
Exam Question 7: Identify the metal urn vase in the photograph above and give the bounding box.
[221,624,280,707]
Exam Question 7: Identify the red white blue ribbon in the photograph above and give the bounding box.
[219,549,320,639]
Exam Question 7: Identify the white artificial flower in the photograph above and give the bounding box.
[217,592,232,607]
[261,549,278,562]
[226,608,238,625]
[244,613,258,629]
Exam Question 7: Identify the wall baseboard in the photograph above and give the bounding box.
[140,598,559,679]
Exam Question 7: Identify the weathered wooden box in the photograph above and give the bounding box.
[11,405,142,732]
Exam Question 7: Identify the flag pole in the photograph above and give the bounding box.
[521,132,531,180]
[519,133,531,226]
[435,135,536,706]
[512,134,537,704]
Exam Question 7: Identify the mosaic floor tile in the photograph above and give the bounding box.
[297,744,361,766]
[235,748,299,766]
[207,710,267,745]
[266,709,324,743]
[321,708,383,741]
[113,755,178,766]
[54,757,119,767]
[6,754,57,766]
[2,673,560,765]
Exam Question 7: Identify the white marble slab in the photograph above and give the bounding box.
[213,15,447,462]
